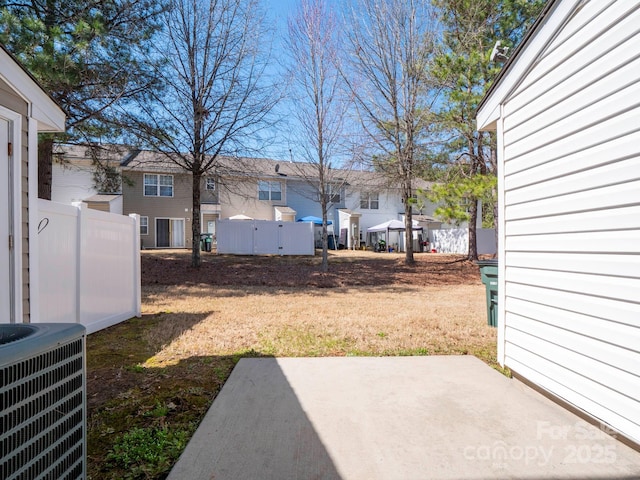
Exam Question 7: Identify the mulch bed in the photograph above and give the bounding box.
[141,250,483,288]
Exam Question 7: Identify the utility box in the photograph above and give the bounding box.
[0,323,86,479]
[476,260,498,327]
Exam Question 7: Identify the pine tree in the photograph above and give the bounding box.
[0,0,163,198]
[428,0,545,259]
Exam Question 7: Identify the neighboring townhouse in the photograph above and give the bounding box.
[51,145,445,249]
[216,157,299,221]
[121,151,196,249]
[51,144,127,210]
[344,170,440,237]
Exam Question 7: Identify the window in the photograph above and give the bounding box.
[329,184,341,203]
[144,174,173,197]
[206,178,215,191]
[140,216,148,235]
[320,184,341,204]
[258,181,282,201]
[402,193,418,204]
[360,192,379,209]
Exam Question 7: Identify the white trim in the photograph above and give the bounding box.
[0,106,23,323]
[28,115,40,323]
[200,211,219,234]
[496,105,507,366]
[477,0,581,130]
[0,48,65,132]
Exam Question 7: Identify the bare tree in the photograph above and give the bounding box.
[342,0,438,265]
[128,0,279,267]
[284,0,349,271]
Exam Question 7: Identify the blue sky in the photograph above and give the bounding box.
[265,0,298,31]
[258,0,299,160]
[258,0,352,163]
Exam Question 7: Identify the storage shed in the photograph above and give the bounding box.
[0,45,66,323]
[477,0,640,446]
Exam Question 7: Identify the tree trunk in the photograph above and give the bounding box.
[321,209,329,273]
[191,173,202,268]
[468,200,478,261]
[403,188,415,266]
[318,188,329,272]
[38,136,54,200]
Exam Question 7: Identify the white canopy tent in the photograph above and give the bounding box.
[366,219,423,252]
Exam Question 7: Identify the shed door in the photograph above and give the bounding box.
[0,118,11,321]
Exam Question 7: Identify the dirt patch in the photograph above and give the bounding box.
[141,250,482,287]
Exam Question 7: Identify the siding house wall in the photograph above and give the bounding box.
[286,179,345,228]
[123,170,193,248]
[218,176,288,220]
[0,78,30,322]
[51,157,97,204]
[478,0,640,444]
[200,175,219,205]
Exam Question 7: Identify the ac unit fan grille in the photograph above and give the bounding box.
[1,335,85,480]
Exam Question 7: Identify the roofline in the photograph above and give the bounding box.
[0,43,66,132]
[120,148,142,166]
[476,0,559,115]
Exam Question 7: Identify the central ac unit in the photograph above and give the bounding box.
[0,323,86,480]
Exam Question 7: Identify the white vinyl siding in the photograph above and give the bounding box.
[497,1,640,444]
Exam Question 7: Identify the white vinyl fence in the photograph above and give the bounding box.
[216,220,314,255]
[431,228,496,255]
[36,200,141,334]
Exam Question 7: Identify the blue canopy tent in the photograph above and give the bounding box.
[296,216,332,225]
[297,216,336,249]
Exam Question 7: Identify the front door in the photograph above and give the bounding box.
[0,118,12,321]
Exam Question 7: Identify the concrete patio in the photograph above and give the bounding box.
[168,356,640,479]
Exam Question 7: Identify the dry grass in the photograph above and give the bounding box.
[141,283,492,364]
[86,250,497,479]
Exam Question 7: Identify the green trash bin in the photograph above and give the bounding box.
[200,233,213,252]
[476,260,498,327]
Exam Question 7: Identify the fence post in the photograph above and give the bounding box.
[130,214,142,317]
[73,202,86,325]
